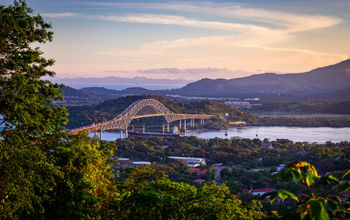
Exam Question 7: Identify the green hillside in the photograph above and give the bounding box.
[67,95,253,129]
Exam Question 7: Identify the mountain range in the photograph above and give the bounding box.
[53,76,190,90]
[172,59,350,98]
[61,59,350,102]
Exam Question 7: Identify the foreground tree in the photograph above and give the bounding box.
[0,0,65,216]
[0,0,67,139]
[264,161,350,220]
[0,1,118,218]
[115,166,265,219]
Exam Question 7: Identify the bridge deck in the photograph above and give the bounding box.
[70,99,215,134]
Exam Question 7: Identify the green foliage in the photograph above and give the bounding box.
[0,0,67,139]
[0,1,117,218]
[42,134,118,219]
[300,199,329,220]
[0,0,66,217]
[262,190,299,205]
[273,161,319,186]
[268,161,350,219]
[0,131,118,218]
[115,166,265,219]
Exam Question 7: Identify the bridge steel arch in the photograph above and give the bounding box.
[70,99,214,134]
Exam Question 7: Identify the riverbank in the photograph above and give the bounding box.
[90,126,350,143]
[256,114,350,118]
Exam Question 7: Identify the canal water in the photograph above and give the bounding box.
[89,126,350,143]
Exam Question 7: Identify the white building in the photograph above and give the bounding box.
[131,161,151,166]
[168,156,206,167]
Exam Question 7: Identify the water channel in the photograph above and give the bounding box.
[89,126,350,144]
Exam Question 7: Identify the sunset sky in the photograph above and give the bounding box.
[6,0,350,80]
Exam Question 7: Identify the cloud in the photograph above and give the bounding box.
[95,2,341,50]
[93,1,346,78]
[98,34,347,80]
[50,1,346,79]
[98,14,269,33]
[91,2,341,32]
[41,12,77,18]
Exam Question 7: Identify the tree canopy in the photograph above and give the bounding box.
[0,1,117,218]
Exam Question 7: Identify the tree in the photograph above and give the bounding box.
[263,161,350,219]
[0,1,67,217]
[116,166,265,219]
[0,1,117,218]
[0,0,67,139]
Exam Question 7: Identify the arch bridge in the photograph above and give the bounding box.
[70,99,214,137]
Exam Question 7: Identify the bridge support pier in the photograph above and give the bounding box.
[100,129,103,140]
[162,124,165,134]
[93,130,98,139]
[184,119,187,130]
[167,123,170,132]
[142,125,145,133]
[125,129,128,138]
[120,130,123,139]
[179,120,182,129]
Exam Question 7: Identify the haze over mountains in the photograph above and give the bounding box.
[61,60,350,102]
[54,76,191,90]
[173,59,350,97]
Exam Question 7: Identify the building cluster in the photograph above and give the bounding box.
[224,101,261,109]
[168,156,206,167]
[117,156,206,168]
[117,158,151,168]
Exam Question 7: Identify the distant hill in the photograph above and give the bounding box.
[66,95,253,128]
[60,86,115,103]
[53,76,190,90]
[172,59,350,100]
[80,87,120,95]
[80,87,154,96]
[62,60,350,102]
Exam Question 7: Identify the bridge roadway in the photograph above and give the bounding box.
[70,99,215,135]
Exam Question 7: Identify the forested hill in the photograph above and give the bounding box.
[171,59,350,99]
[66,95,253,128]
[60,86,116,103]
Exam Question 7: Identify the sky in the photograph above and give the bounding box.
[4,0,350,81]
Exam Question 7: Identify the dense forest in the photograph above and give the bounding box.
[1,1,349,219]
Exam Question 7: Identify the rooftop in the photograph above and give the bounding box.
[252,188,275,193]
